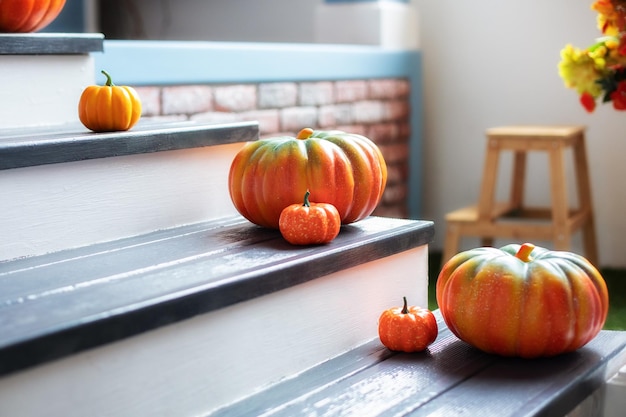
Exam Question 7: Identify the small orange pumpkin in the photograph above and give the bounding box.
[0,0,66,33]
[378,297,438,353]
[78,70,142,133]
[278,190,341,245]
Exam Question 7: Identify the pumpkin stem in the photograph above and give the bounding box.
[401,296,409,314]
[302,190,311,207]
[515,243,535,262]
[296,128,314,140]
[101,70,114,87]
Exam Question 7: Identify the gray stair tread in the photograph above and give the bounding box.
[0,215,434,376]
[0,120,259,169]
[216,310,626,417]
[0,33,104,55]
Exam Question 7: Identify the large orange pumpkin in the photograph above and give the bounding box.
[436,243,609,358]
[0,0,66,33]
[228,128,387,229]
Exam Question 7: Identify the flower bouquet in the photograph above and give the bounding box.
[559,0,626,112]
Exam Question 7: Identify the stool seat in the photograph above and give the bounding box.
[443,125,598,266]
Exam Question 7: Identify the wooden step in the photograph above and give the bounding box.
[0,214,434,416]
[214,310,626,417]
[0,120,258,261]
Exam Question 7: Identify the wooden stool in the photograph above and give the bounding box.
[443,126,598,266]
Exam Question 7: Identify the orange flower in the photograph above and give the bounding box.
[593,0,623,34]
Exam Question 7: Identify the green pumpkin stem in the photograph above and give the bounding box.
[101,70,114,87]
[401,296,409,314]
[515,243,535,262]
[303,190,311,207]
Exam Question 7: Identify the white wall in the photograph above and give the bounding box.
[103,0,318,42]
[414,0,626,268]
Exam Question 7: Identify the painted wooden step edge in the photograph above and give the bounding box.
[0,120,259,170]
[0,33,104,55]
[0,215,434,377]
[213,310,626,417]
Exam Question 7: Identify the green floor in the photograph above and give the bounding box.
[428,252,626,331]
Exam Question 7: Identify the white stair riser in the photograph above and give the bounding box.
[0,142,243,261]
[0,55,95,129]
[0,245,429,417]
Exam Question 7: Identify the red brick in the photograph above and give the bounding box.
[335,80,368,103]
[381,183,408,205]
[133,86,161,117]
[189,111,241,124]
[367,123,400,144]
[369,78,410,99]
[162,85,212,115]
[239,109,281,135]
[318,104,353,128]
[386,163,409,184]
[260,131,293,139]
[383,100,410,121]
[258,83,298,109]
[333,125,368,136]
[214,85,257,112]
[378,143,409,164]
[352,101,385,124]
[141,115,189,123]
[280,106,318,132]
[299,82,334,106]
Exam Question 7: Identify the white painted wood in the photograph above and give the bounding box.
[604,363,626,417]
[0,142,244,261]
[0,55,95,128]
[314,2,419,49]
[0,245,429,417]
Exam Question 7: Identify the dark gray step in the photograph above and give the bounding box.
[0,215,434,377]
[215,310,626,417]
[0,33,103,55]
[0,120,259,170]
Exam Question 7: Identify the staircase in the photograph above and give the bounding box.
[0,34,434,417]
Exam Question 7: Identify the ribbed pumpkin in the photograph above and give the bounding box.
[78,70,142,133]
[436,243,609,358]
[0,0,66,33]
[228,128,387,229]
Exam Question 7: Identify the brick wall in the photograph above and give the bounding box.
[134,78,411,219]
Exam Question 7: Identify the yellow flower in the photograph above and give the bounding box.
[558,44,604,97]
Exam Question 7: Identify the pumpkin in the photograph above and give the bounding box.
[378,297,438,353]
[0,0,66,33]
[228,127,387,229]
[436,243,609,358]
[78,70,142,133]
[278,190,341,245]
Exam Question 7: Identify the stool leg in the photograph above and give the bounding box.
[573,135,599,266]
[510,151,527,211]
[477,139,500,221]
[443,223,461,265]
[549,143,571,251]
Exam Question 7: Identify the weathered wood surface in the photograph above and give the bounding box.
[0,120,259,170]
[0,33,104,55]
[0,215,434,377]
[216,311,626,417]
